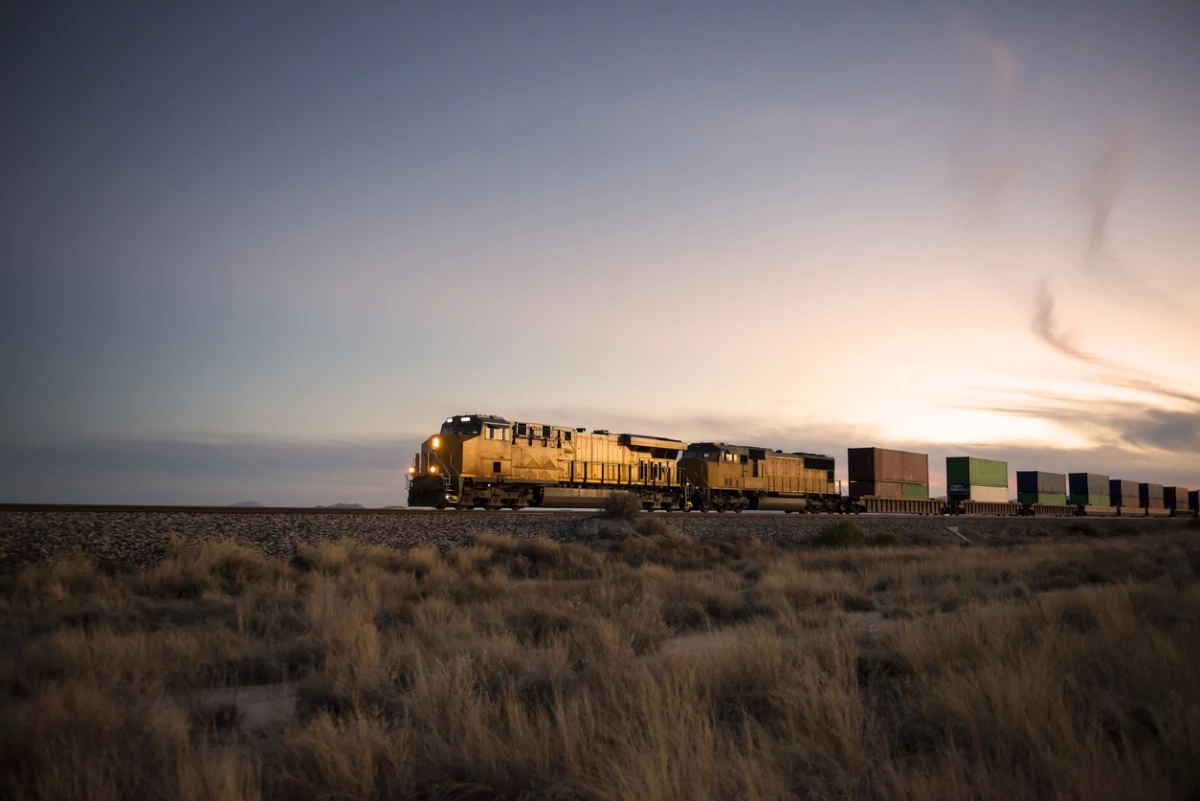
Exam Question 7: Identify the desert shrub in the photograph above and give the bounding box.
[601,491,644,521]
[634,515,692,546]
[8,528,1200,800]
[294,540,352,574]
[866,532,902,547]
[1068,521,1099,537]
[814,520,864,548]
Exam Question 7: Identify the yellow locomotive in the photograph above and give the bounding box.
[407,413,842,512]
[407,414,688,510]
[678,443,841,512]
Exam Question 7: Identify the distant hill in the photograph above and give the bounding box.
[231,501,265,507]
[316,503,365,509]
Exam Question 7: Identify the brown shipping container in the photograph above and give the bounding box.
[849,480,904,500]
[847,448,929,484]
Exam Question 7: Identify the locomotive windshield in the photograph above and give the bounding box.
[440,419,481,436]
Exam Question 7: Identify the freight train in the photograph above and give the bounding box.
[406,413,1197,518]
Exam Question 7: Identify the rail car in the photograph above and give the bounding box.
[407,413,1198,518]
[406,414,842,512]
[679,444,842,513]
[407,414,689,510]
[846,496,1194,518]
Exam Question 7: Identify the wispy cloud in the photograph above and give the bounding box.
[958,25,1016,106]
[1080,122,1147,291]
[1030,279,1200,406]
[948,19,1022,211]
[1031,280,1101,366]
[950,396,1200,457]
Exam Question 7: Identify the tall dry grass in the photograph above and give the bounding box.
[2,530,1200,799]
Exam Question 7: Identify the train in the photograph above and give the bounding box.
[406,413,1198,518]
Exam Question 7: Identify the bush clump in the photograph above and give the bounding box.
[1068,521,1099,538]
[601,491,644,522]
[813,520,864,547]
[865,531,902,547]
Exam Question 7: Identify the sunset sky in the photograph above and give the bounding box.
[2,1,1197,505]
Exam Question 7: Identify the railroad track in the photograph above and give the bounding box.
[8,504,1187,520]
[0,503,880,518]
[0,504,582,516]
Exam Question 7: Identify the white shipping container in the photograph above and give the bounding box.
[965,485,1009,503]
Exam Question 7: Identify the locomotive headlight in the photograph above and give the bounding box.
[432,437,440,449]
[408,466,415,474]
[430,465,438,474]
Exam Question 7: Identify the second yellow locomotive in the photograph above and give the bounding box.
[679,443,840,512]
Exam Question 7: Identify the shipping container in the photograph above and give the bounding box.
[1017,471,1067,494]
[946,457,1008,489]
[1071,493,1111,507]
[850,480,931,501]
[1070,473,1109,497]
[1019,492,1067,506]
[949,484,1009,503]
[1164,486,1189,511]
[848,480,902,500]
[1139,483,1164,508]
[848,448,929,484]
[1109,479,1138,500]
[1190,490,1199,512]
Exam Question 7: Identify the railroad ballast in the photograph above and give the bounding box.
[406,413,1195,518]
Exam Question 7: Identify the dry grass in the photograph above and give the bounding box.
[3,528,1200,800]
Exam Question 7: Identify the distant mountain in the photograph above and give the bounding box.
[316,503,365,509]
[231,501,265,507]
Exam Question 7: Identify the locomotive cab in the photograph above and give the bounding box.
[407,414,513,507]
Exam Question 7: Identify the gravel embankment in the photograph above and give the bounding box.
[0,510,1192,570]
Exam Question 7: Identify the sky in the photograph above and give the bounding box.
[1,0,1197,506]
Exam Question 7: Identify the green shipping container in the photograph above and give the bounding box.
[1070,493,1110,507]
[902,483,930,500]
[946,457,1008,489]
[1019,492,1067,506]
